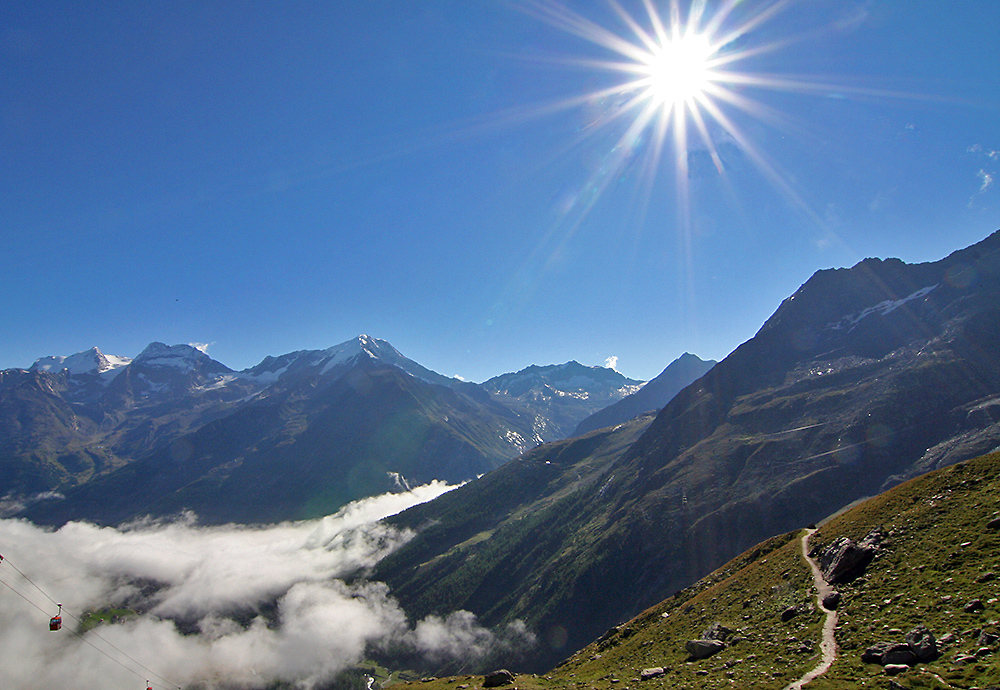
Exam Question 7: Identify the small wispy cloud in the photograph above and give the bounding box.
[978,169,994,193]
[967,144,998,208]
[189,342,212,354]
[604,355,619,371]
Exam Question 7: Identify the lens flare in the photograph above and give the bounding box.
[509,0,876,228]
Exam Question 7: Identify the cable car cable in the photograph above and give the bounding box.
[0,553,184,689]
[0,553,60,607]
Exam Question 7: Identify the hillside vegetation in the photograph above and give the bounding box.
[394,452,1000,690]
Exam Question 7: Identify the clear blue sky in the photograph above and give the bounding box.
[3,1,998,383]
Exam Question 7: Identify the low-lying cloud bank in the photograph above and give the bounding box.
[0,482,534,690]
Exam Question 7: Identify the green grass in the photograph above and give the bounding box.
[78,607,138,632]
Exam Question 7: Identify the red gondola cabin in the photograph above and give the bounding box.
[50,603,62,631]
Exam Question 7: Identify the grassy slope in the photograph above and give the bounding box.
[393,452,1000,690]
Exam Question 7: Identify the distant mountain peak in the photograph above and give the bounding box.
[242,335,457,389]
[132,342,224,371]
[30,346,131,376]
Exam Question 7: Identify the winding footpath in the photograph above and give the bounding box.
[784,528,839,690]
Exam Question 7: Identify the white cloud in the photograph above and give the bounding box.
[0,481,531,690]
[604,356,618,371]
[189,342,212,354]
[978,169,994,193]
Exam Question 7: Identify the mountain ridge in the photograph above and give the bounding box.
[370,229,1000,671]
[7,338,708,525]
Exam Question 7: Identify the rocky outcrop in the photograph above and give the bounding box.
[685,639,726,660]
[816,529,883,584]
[905,625,939,662]
[862,625,938,668]
[482,670,516,687]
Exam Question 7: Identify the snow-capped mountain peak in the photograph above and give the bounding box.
[30,347,131,376]
[132,342,219,372]
[242,335,456,389]
[318,334,401,373]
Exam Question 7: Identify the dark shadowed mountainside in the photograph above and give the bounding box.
[24,355,534,525]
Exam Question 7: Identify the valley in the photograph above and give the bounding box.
[3,232,1000,689]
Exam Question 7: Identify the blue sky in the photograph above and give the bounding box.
[3,1,998,383]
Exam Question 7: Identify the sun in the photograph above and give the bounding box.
[510,0,835,225]
[640,32,717,108]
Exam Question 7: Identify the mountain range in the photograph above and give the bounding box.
[6,229,1000,681]
[1,334,711,524]
[370,229,1000,671]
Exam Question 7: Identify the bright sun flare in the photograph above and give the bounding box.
[641,33,716,108]
[513,0,842,228]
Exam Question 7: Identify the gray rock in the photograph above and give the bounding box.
[862,641,894,664]
[686,639,726,660]
[906,625,939,662]
[640,668,665,680]
[964,599,985,613]
[702,622,733,641]
[781,605,803,622]
[819,531,881,584]
[863,641,917,666]
[882,643,918,667]
[953,654,978,666]
[979,631,999,647]
[884,664,910,676]
[987,517,1000,530]
[822,591,841,610]
[483,670,516,688]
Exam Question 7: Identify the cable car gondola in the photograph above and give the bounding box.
[49,603,62,631]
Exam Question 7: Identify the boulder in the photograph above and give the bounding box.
[686,639,726,660]
[987,517,1000,530]
[884,664,910,676]
[640,667,665,680]
[906,625,939,662]
[862,641,894,664]
[822,591,841,610]
[883,643,918,667]
[863,641,917,666]
[483,670,516,688]
[781,605,804,622]
[702,622,733,641]
[819,531,881,584]
[964,599,985,613]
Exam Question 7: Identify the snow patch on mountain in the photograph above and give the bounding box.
[320,336,380,374]
[30,347,131,376]
[134,342,214,371]
[828,284,938,331]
